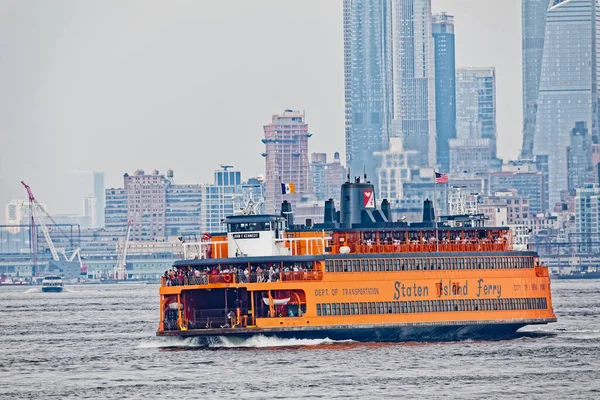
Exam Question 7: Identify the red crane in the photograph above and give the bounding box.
[21,181,38,275]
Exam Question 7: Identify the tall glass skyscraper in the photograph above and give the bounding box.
[344,0,394,182]
[521,0,551,159]
[432,13,457,173]
[455,68,496,143]
[391,0,436,167]
[533,0,599,207]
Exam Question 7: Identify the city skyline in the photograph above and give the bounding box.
[0,1,522,219]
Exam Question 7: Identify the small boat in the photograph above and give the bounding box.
[41,276,63,293]
[262,297,291,306]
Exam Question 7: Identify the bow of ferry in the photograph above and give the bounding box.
[157,179,556,343]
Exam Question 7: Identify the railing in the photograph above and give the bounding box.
[161,270,323,287]
[330,242,511,255]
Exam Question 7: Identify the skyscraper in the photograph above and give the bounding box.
[521,0,551,159]
[567,122,592,195]
[432,12,457,173]
[455,67,497,143]
[451,67,499,175]
[263,110,312,213]
[391,0,437,167]
[344,0,394,182]
[533,0,599,207]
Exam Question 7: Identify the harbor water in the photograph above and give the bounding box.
[0,280,598,399]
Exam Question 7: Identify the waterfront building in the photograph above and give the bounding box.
[104,188,127,236]
[449,138,500,176]
[567,121,592,195]
[392,0,436,167]
[310,152,347,202]
[533,0,600,208]
[488,168,546,214]
[343,0,394,182]
[124,170,168,241]
[479,190,530,226]
[432,12,457,173]
[201,167,242,233]
[263,110,312,214]
[575,184,600,252]
[375,138,415,203]
[521,0,551,159]
[166,183,203,237]
[106,169,205,240]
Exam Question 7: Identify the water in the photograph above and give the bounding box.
[0,280,598,399]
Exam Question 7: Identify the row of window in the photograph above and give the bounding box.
[324,256,534,273]
[316,297,548,316]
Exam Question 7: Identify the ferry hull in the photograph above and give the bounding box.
[157,318,556,343]
[41,287,63,293]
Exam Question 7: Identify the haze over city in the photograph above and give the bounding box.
[0,0,521,217]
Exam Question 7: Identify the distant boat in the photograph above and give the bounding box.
[41,276,63,293]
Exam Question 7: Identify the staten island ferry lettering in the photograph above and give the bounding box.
[157,177,556,343]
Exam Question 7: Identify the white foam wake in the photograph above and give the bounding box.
[209,335,354,348]
[138,335,355,349]
[137,336,201,349]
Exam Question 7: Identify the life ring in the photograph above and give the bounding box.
[223,274,232,283]
[202,232,211,241]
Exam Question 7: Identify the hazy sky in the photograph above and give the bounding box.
[0,0,522,218]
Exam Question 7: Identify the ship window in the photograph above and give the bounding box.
[379,259,385,271]
[358,302,364,314]
[391,302,397,314]
[344,303,350,315]
[316,304,322,316]
[352,303,359,315]
[325,304,331,316]
[393,259,400,271]
[335,304,341,315]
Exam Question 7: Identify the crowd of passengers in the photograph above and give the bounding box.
[359,236,508,246]
[163,264,311,286]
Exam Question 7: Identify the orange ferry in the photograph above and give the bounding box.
[157,178,556,342]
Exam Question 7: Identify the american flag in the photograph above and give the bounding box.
[435,172,448,184]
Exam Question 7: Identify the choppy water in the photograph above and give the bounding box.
[0,280,599,399]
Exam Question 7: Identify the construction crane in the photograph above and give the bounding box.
[113,222,131,280]
[21,181,82,277]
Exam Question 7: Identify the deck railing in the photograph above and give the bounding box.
[330,242,511,255]
[161,270,323,287]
